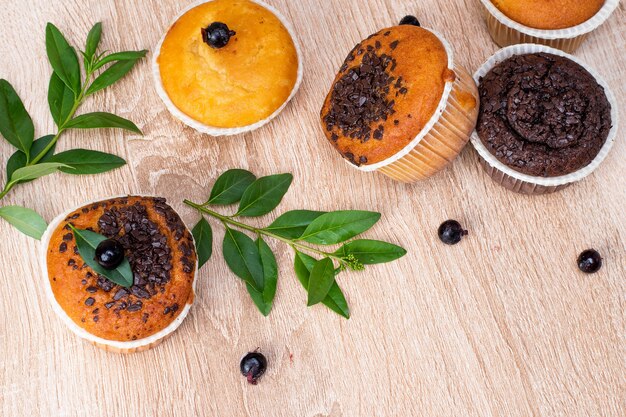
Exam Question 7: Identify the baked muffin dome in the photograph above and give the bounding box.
[157,0,299,128]
[490,0,605,29]
[44,197,196,343]
[476,53,612,177]
[321,25,454,166]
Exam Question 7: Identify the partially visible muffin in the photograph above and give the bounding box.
[476,52,612,177]
[490,0,605,29]
[321,25,455,166]
[157,0,300,129]
[44,196,197,351]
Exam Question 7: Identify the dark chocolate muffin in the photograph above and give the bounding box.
[476,52,611,177]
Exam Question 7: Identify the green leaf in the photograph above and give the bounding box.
[334,239,407,264]
[86,58,142,96]
[48,72,75,126]
[207,169,256,205]
[45,23,81,94]
[0,79,34,154]
[222,227,263,291]
[10,162,69,183]
[294,252,349,318]
[307,258,337,306]
[64,112,142,133]
[48,149,126,175]
[83,22,103,68]
[246,237,278,316]
[6,135,56,181]
[236,173,293,217]
[300,211,381,245]
[264,210,326,239]
[93,50,148,71]
[191,217,212,269]
[68,225,133,287]
[0,206,47,240]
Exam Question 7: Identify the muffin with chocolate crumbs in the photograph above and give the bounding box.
[42,196,197,353]
[320,24,479,182]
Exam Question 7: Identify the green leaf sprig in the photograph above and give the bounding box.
[0,22,147,239]
[68,224,133,288]
[185,169,407,319]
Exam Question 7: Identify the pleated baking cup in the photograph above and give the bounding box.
[40,196,198,354]
[470,44,619,195]
[356,29,480,183]
[479,0,619,53]
[152,0,304,136]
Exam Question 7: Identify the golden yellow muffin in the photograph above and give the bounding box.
[43,197,196,351]
[491,0,604,29]
[157,0,299,128]
[321,25,457,166]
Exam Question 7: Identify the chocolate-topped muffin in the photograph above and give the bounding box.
[319,24,479,182]
[42,196,197,353]
[477,52,612,177]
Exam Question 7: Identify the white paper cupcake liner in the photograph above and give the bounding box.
[479,0,619,52]
[470,44,619,193]
[40,195,198,353]
[152,0,304,137]
[352,28,479,182]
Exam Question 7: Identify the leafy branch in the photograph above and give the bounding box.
[0,22,146,239]
[186,169,407,318]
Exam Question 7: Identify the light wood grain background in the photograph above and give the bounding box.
[0,1,624,416]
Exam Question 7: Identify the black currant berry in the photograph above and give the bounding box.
[577,249,603,274]
[95,239,125,270]
[240,351,267,385]
[201,22,236,49]
[438,220,468,245]
[399,15,421,27]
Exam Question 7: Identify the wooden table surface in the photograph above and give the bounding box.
[1,0,624,416]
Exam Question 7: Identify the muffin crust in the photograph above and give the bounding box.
[491,0,605,29]
[158,0,299,128]
[46,197,196,342]
[477,53,611,177]
[320,26,453,166]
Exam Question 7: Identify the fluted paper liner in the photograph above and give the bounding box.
[470,44,619,194]
[152,0,304,136]
[40,196,198,354]
[479,0,619,53]
[355,29,479,183]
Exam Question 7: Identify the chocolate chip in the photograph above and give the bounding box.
[85,297,95,306]
[62,233,73,241]
[130,286,150,299]
[113,288,129,301]
[86,286,98,293]
[59,242,67,253]
[97,276,114,292]
[390,40,399,50]
[127,301,143,312]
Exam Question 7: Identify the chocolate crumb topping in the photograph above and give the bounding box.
[323,47,406,156]
[477,53,611,177]
[98,202,174,308]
